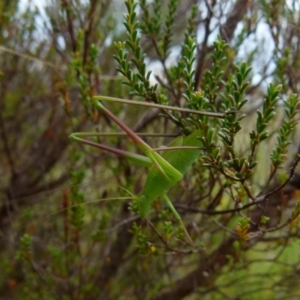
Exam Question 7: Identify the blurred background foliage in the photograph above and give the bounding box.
[1,0,300,299]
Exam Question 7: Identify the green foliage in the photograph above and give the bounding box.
[139,0,161,36]
[2,0,300,299]
[182,37,197,102]
[202,37,228,104]
[236,217,251,240]
[271,94,300,169]
[15,234,32,262]
[69,165,86,230]
[248,83,282,176]
[251,84,281,143]
[114,0,158,100]
[291,200,300,219]
[109,1,300,255]
[131,222,158,255]
[161,0,178,57]
[140,0,179,57]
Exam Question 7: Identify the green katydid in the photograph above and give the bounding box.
[69,96,225,244]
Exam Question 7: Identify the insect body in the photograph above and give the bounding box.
[70,96,223,244]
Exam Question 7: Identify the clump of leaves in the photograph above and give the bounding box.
[114,0,300,244]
